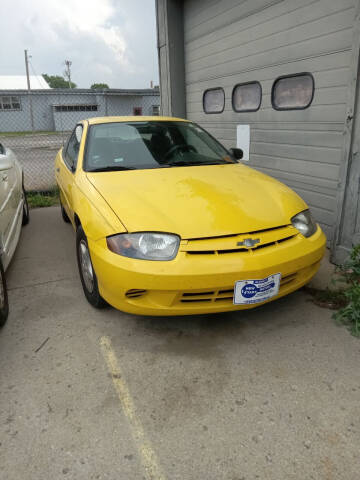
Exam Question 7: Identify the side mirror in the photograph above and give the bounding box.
[229,148,243,160]
[0,143,4,155]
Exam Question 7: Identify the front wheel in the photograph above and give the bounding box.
[76,226,106,309]
[0,258,9,328]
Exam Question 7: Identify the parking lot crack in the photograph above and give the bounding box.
[8,276,77,291]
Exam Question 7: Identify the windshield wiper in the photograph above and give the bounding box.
[166,160,234,167]
[87,166,137,172]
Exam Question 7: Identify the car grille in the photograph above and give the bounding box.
[181,225,298,256]
[179,273,298,304]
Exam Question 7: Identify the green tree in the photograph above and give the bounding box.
[90,83,109,89]
[43,74,76,89]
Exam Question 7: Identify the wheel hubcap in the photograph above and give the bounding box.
[79,240,94,293]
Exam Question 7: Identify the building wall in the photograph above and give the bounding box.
[53,109,101,131]
[181,0,357,241]
[157,0,186,117]
[0,91,160,133]
[106,94,160,117]
[0,94,51,132]
[52,93,105,131]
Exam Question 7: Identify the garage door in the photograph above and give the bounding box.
[183,0,357,242]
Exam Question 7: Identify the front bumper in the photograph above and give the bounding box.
[89,227,326,316]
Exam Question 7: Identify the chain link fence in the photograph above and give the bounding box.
[0,89,160,192]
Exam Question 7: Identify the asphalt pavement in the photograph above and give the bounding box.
[0,207,359,480]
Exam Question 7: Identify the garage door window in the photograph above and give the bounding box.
[232,81,261,112]
[54,105,97,112]
[272,73,314,110]
[203,88,225,114]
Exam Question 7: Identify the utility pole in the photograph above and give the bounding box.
[64,60,72,88]
[24,49,35,132]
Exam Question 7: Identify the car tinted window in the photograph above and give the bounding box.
[84,121,232,171]
[272,73,314,110]
[232,82,261,112]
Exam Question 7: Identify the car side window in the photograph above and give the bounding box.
[64,126,82,171]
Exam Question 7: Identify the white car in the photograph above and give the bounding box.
[0,142,29,327]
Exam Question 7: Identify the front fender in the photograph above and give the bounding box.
[72,173,127,241]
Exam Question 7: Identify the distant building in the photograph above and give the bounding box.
[0,88,160,132]
[0,75,50,90]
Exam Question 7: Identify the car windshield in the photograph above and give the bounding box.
[84,121,235,172]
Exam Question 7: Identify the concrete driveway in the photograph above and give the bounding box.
[1,207,359,480]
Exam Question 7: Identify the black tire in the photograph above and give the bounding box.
[22,187,30,226]
[76,225,106,309]
[0,258,9,328]
[61,201,70,223]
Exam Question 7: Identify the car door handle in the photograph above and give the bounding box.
[56,168,60,172]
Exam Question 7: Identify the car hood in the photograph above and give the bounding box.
[86,164,307,239]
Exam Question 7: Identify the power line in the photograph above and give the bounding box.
[28,58,48,89]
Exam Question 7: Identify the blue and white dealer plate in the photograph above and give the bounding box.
[233,273,281,305]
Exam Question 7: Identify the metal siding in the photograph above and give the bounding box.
[183,0,357,239]
[0,91,160,132]
[141,94,161,115]
[156,0,186,117]
[52,93,103,131]
[0,95,31,132]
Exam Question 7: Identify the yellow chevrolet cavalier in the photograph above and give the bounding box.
[55,116,326,316]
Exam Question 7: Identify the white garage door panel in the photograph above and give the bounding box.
[185,0,354,60]
[183,0,356,239]
[186,29,353,84]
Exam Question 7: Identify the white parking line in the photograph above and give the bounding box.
[100,336,166,480]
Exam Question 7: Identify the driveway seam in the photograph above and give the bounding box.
[8,276,77,291]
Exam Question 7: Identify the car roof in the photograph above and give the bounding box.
[86,116,190,125]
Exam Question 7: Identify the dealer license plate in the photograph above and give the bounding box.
[233,273,281,305]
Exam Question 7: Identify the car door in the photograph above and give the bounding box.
[0,144,18,261]
[57,125,83,222]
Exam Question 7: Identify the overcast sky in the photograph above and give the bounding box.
[0,0,159,89]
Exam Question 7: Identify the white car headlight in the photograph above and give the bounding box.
[106,232,180,260]
[291,210,317,238]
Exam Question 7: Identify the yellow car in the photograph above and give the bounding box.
[55,116,326,316]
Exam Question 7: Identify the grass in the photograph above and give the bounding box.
[0,130,61,137]
[27,189,60,208]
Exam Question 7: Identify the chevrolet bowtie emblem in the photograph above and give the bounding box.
[237,238,260,248]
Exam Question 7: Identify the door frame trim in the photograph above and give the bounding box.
[332,0,360,264]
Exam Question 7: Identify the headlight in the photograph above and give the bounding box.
[106,232,180,260]
[291,210,317,238]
